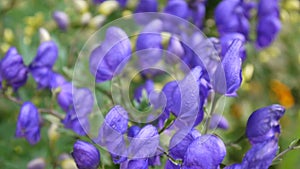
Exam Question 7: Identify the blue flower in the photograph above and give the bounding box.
[246,104,285,144]
[96,105,128,158]
[0,47,28,90]
[72,140,100,169]
[164,0,189,19]
[30,41,58,68]
[209,114,229,130]
[214,40,243,96]
[182,134,226,169]
[29,41,58,88]
[135,0,158,13]
[89,27,131,82]
[57,82,73,112]
[220,33,246,61]
[256,16,281,48]
[225,139,278,169]
[165,160,180,169]
[15,102,40,144]
[215,0,251,38]
[50,72,67,89]
[53,11,69,31]
[169,129,201,160]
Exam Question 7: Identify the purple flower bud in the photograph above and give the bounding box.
[257,0,280,17]
[182,134,226,169]
[209,114,229,130]
[246,104,285,144]
[215,0,250,38]
[15,102,40,144]
[53,11,69,31]
[72,140,100,169]
[220,33,246,61]
[256,16,281,48]
[169,129,201,160]
[225,139,278,169]
[214,40,243,96]
[134,80,154,102]
[30,41,58,68]
[164,0,189,19]
[0,47,28,90]
[128,125,159,158]
[30,67,53,89]
[89,27,131,82]
[165,36,185,64]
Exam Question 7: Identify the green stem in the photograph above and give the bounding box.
[273,143,300,162]
[203,93,219,134]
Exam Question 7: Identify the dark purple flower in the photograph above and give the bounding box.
[15,102,40,145]
[135,0,158,13]
[214,40,243,96]
[0,47,28,90]
[182,134,226,169]
[256,16,281,48]
[209,114,229,130]
[215,0,251,38]
[30,41,58,68]
[128,125,159,158]
[164,0,189,19]
[52,11,69,31]
[225,139,278,169]
[134,80,154,102]
[169,129,201,160]
[72,140,100,169]
[96,105,128,157]
[220,33,246,61]
[188,0,206,28]
[162,66,206,127]
[89,27,131,82]
[246,104,285,144]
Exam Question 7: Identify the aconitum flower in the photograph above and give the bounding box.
[15,102,40,145]
[53,11,69,31]
[256,0,281,48]
[215,0,251,38]
[0,47,28,90]
[128,125,159,158]
[164,0,189,19]
[30,41,58,68]
[72,140,100,169]
[89,27,131,82]
[209,114,229,130]
[225,139,278,169]
[93,0,127,7]
[246,104,285,144]
[57,82,73,112]
[169,129,201,160]
[220,33,246,60]
[29,41,58,88]
[96,105,128,158]
[182,134,226,169]
[135,0,158,13]
[214,40,243,96]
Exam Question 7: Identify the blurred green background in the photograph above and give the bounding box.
[0,0,299,168]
